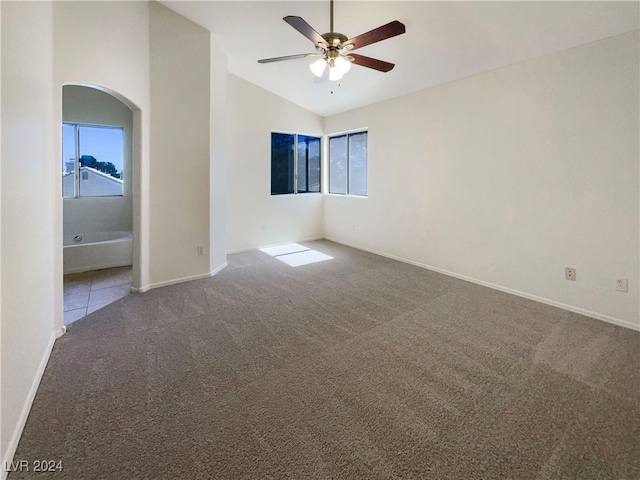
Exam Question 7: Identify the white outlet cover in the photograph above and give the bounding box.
[616,279,628,292]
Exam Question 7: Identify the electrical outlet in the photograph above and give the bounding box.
[616,278,628,292]
[565,267,576,281]
[197,245,205,256]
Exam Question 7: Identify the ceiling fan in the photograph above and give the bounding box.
[258,0,406,82]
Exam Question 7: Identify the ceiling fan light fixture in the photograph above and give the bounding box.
[310,58,327,77]
[334,56,352,75]
[329,66,343,81]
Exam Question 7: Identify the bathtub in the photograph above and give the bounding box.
[63,231,133,274]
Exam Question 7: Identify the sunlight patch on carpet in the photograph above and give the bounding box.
[260,243,309,257]
[260,243,333,267]
[275,249,334,267]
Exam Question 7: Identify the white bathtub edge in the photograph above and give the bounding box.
[64,260,133,275]
[63,231,132,247]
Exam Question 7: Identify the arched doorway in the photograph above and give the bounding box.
[60,84,143,325]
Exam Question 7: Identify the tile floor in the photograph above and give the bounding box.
[63,266,132,326]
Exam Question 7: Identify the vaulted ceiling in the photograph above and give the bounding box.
[161,1,639,117]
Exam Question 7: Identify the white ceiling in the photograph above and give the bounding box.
[161,1,639,117]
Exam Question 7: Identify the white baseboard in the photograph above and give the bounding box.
[227,236,324,254]
[210,262,228,276]
[131,264,228,294]
[2,331,58,480]
[325,237,640,332]
[146,272,213,291]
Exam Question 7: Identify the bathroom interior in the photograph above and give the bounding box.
[62,85,134,325]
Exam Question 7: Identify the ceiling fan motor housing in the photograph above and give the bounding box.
[321,32,348,48]
[320,33,355,67]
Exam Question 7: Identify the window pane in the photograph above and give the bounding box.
[348,132,367,196]
[307,137,321,193]
[298,135,320,193]
[271,133,295,195]
[297,136,308,193]
[329,135,347,194]
[62,124,76,198]
[78,126,124,197]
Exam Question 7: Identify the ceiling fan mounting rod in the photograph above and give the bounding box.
[330,0,334,34]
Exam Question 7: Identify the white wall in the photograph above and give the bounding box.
[1,2,57,474]
[53,0,151,291]
[227,75,324,252]
[210,38,228,273]
[0,0,3,465]
[55,1,214,291]
[63,85,134,236]
[149,2,211,287]
[1,1,223,471]
[324,31,639,329]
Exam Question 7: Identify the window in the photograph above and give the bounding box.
[329,131,368,196]
[62,123,124,198]
[271,132,321,195]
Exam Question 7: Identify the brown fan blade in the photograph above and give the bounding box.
[258,53,320,64]
[343,20,405,51]
[349,53,395,72]
[284,16,329,47]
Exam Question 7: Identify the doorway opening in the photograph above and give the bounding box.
[61,85,136,325]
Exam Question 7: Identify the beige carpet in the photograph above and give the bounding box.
[9,240,640,479]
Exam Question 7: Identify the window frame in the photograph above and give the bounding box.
[62,122,125,199]
[270,131,322,196]
[328,129,368,197]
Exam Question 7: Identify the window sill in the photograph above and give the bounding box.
[270,192,323,196]
[324,193,368,198]
[63,195,125,199]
